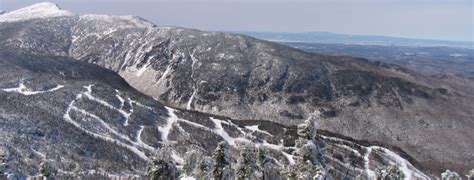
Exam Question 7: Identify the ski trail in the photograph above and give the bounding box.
[62,85,157,161]
[210,117,237,146]
[364,147,376,179]
[136,126,155,150]
[160,107,179,142]
[2,82,64,95]
[320,135,428,179]
[245,125,273,136]
[115,89,125,109]
[84,86,133,126]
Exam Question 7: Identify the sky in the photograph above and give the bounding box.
[1,0,472,42]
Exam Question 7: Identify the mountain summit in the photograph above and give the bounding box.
[0,2,74,22]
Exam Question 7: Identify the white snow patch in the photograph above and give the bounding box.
[245,125,273,136]
[186,89,197,110]
[115,89,125,109]
[172,151,185,164]
[136,126,154,150]
[79,14,155,28]
[160,107,179,142]
[30,148,46,159]
[281,151,295,165]
[364,147,376,179]
[373,146,429,179]
[180,176,196,180]
[156,64,172,85]
[0,2,74,22]
[2,82,64,95]
[210,117,238,146]
[186,49,200,110]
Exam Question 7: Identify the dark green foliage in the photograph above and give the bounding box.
[147,149,178,180]
[212,141,233,180]
[39,161,51,178]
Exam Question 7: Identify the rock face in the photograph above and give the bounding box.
[0,3,473,177]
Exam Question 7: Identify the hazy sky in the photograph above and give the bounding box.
[1,0,472,42]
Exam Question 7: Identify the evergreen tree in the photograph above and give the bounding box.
[147,147,178,180]
[287,111,325,179]
[235,145,260,180]
[182,149,203,177]
[212,141,233,180]
[0,151,5,179]
[441,170,461,180]
[375,165,405,180]
[39,161,51,178]
[468,169,474,180]
[197,156,213,180]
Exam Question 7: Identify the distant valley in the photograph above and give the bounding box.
[284,42,474,78]
[238,32,474,78]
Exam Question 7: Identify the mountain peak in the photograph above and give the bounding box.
[0,2,74,22]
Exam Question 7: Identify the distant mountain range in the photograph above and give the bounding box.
[237,31,473,48]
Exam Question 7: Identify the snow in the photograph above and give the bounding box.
[245,125,273,136]
[0,2,74,22]
[180,176,196,180]
[135,59,152,77]
[364,147,376,179]
[83,85,133,126]
[210,117,237,146]
[2,82,64,95]
[136,126,155,150]
[155,64,172,85]
[62,85,158,161]
[320,135,428,179]
[281,151,296,165]
[160,107,179,142]
[374,146,429,179]
[30,148,46,159]
[115,90,125,109]
[172,151,185,164]
[186,49,200,110]
[186,89,197,110]
[79,14,155,28]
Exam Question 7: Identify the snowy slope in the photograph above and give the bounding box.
[0,2,74,22]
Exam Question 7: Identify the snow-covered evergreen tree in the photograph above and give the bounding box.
[256,146,279,179]
[375,164,405,180]
[182,149,203,177]
[39,161,51,178]
[441,169,461,180]
[212,141,233,180]
[235,145,260,180]
[197,156,214,180]
[147,147,178,180]
[286,110,325,179]
[468,169,474,179]
[0,151,5,179]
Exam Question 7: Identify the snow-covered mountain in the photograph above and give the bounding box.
[0,2,473,179]
[0,3,74,23]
